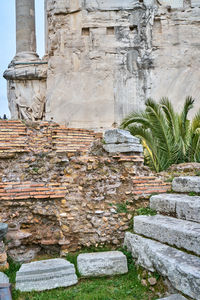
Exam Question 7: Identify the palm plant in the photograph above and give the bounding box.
[121,97,200,172]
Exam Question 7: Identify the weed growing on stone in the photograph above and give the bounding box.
[116,202,128,213]
[188,192,200,196]
[135,207,156,216]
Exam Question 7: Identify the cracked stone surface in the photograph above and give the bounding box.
[124,232,200,299]
[150,193,200,223]
[172,176,200,193]
[134,214,200,255]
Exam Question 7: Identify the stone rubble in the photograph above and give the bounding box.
[16,258,78,292]
[77,251,128,277]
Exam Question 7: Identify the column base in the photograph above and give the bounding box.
[10,51,40,66]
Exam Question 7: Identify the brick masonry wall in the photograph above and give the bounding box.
[0,121,171,262]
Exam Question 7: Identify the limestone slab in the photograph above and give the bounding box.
[134,215,200,255]
[104,129,140,144]
[191,0,200,7]
[103,143,143,153]
[0,273,9,284]
[172,176,200,193]
[0,224,8,241]
[158,295,187,300]
[159,0,184,8]
[16,258,78,292]
[124,232,200,299]
[84,0,138,11]
[77,251,128,277]
[150,193,200,223]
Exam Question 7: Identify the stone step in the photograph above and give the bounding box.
[134,215,200,255]
[16,258,78,292]
[158,295,187,300]
[150,193,200,223]
[172,176,200,193]
[124,232,200,299]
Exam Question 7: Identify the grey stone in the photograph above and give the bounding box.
[77,251,128,277]
[0,223,8,241]
[124,232,200,299]
[15,0,38,57]
[103,143,143,153]
[159,0,184,8]
[0,272,9,284]
[16,258,78,292]
[191,0,200,7]
[134,215,200,255]
[172,176,200,193]
[84,0,139,11]
[158,294,187,300]
[150,193,200,223]
[104,129,140,144]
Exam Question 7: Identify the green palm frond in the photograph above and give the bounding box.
[121,96,198,172]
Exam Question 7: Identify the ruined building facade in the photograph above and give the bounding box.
[4,0,200,129]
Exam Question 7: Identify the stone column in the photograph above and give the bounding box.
[15,0,39,61]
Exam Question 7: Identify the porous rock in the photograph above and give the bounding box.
[172,176,200,193]
[77,251,128,277]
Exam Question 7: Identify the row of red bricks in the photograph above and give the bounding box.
[0,121,101,154]
[0,176,171,200]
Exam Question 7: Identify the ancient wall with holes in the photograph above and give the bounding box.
[44,0,200,129]
[0,121,171,263]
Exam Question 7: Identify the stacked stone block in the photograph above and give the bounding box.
[124,176,200,299]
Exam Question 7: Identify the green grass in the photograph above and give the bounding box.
[135,207,157,216]
[4,249,166,300]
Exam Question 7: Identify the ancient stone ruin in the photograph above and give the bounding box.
[1,1,200,299]
[4,0,200,129]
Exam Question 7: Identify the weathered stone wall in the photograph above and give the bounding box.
[45,0,154,128]
[0,121,171,262]
[150,5,200,117]
[45,0,200,128]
